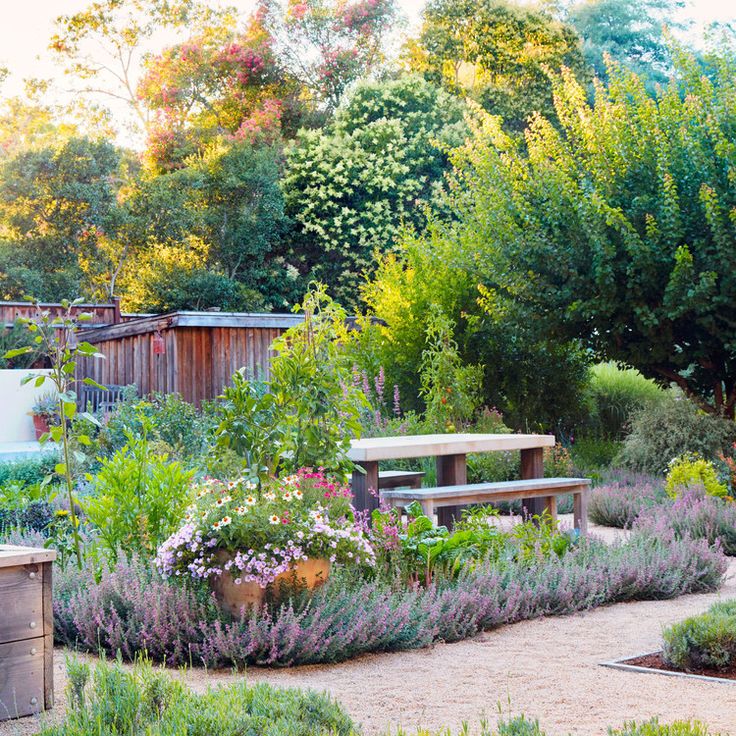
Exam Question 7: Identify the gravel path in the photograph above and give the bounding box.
[3,522,736,736]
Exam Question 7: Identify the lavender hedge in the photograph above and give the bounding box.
[588,471,668,528]
[52,531,726,668]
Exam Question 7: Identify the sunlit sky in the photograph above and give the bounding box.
[0,0,734,147]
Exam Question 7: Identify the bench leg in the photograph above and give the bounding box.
[573,491,588,535]
[520,447,546,519]
[419,499,435,520]
[436,453,466,528]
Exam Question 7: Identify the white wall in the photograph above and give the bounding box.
[0,369,54,443]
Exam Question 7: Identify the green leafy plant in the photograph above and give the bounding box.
[665,454,729,500]
[420,308,483,432]
[31,390,59,419]
[216,285,368,477]
[662,599,736,672]
[85,418,195,564]
[4,298,106,568]
[40,656,356,736]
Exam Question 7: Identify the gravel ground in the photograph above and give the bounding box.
[3,520,736,736]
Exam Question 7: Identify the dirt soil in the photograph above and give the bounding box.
[3,520,736,736]
[623,652,736,682]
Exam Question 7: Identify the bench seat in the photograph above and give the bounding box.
[380,477,590,533]
[378,470,425,489]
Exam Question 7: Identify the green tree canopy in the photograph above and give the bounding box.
[567,0,686,89]
[446,53,736,417]
[281,74,467,306]
[407,0,587,130]
[0,136,125,301]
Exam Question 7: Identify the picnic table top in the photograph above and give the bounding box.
[0,544,57,569]
[348,433,555,462]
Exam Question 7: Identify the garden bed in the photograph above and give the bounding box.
[602,652,736,685]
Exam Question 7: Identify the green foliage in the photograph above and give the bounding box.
[41,657,356,736]
[665,454,729,499]
[85,422,194,564]
[92,391,213,461]
[362,233,591,430]
[0,320,43,368]
[420,309,483,432]
[408,0,587,131]
[616,392,736,475]
[125,141,294,310]
[662,599,736,672]
[609,720,724,736]
[586,362,666,439]
[282,74,467,305]
[0,454,59,487]
[0,137,125,301]
[569,437,621,473]
[5,299,106,567]
[568,0,684,90]
[450,52,736,417]
[216,286,368,476]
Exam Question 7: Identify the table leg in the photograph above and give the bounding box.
[436,453,466,528]
[352,461,379,514]
[520,447,546,519]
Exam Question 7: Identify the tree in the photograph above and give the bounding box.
[282,74,467,306]
[137,9,307,170]
[0,137,126,301]
[48,0,230,137]
[262,0,398,111]
[126,140,294,308]
[447,54,736,417]
[567,0,686,89]
[407,0,587,131]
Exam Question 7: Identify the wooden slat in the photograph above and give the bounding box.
[0,638,46,720]
[0,546,56,569]
[0,566,43,645]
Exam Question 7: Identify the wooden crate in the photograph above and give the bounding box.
[0,545,56,721]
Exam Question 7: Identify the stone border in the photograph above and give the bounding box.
[600,651,736,685]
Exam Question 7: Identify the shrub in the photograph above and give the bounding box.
[84,427,195,564]
[662,599,736,672]
[635,490,736,556]
[665,455,729,499]
[588,476,668,528]
[587,362,666,439]
[53,531,726,668]
[616,392,736,475]
[570,437,622,473]
[0,454,58,487]
[40,657,355,736]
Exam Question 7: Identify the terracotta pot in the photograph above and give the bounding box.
[32,414,50,441]
[209,553,330,615]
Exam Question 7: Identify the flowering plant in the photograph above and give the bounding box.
[156,469,374,588]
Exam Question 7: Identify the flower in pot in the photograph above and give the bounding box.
[30,391,58,440]
[155,469,375,614]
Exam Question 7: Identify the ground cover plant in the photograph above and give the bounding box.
[662,599,736,673]
[48,525,725,668]
[38,657,356,736]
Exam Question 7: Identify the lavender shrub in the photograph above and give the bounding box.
[588,471,668,528]
[635,489,736,556]
[52,532,726,668]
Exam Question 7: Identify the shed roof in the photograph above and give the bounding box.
[78,311,305,343]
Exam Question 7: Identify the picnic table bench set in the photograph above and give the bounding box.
[0,432,589,723]
[349,433,590,533]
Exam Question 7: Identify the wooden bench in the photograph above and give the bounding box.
[380,477,591,534]
[378,470,424,489]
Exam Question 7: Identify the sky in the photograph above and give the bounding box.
[0,0,734,146]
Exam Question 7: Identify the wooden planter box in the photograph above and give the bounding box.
[0,545,56,721]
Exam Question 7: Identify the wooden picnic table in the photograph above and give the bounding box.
[349,433,556,526]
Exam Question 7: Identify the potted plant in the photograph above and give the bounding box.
[30,391,58,440]
[156,469,375,614]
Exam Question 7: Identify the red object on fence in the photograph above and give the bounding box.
[152,331,166,354]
